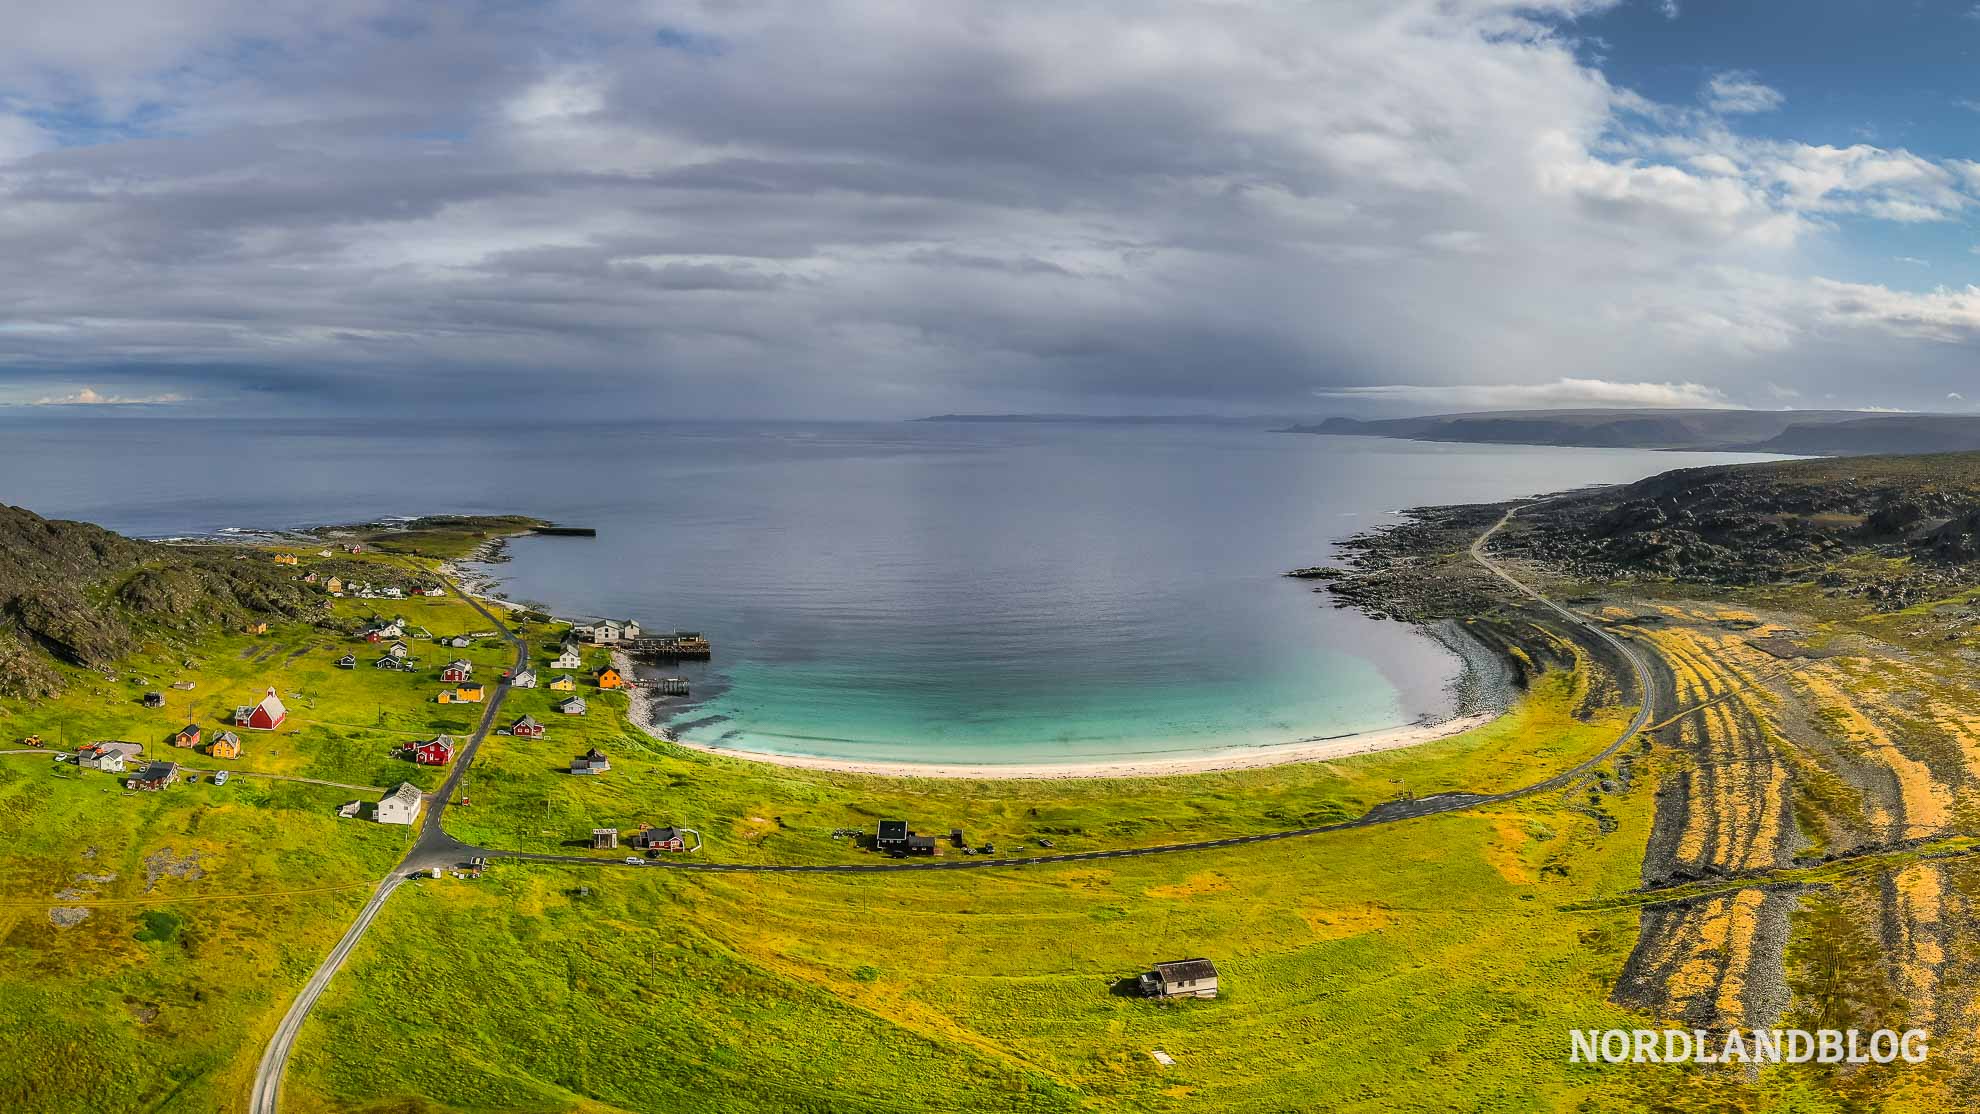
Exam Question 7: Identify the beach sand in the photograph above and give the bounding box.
[614,650,1495,780]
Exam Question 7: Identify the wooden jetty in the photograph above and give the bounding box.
[653,677,691,696]
[624,632,712,660]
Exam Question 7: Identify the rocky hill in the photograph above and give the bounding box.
[1496,452,1980,607]
[0,504,326,698]
[1289,408,1980,455]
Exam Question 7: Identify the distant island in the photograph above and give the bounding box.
[1283,407,1980,456]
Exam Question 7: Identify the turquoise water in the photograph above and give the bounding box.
[0,415,1780,767]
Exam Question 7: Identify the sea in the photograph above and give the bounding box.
[0,414,1779,767]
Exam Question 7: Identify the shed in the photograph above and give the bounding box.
[1140,959,1220,999]
[142,692,165,708]
[570,747,610,775]
[591,828,619,850]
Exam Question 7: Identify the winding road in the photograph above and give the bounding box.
[249,501,1661,1109]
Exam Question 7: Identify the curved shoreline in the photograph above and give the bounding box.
[614,649,1496,779]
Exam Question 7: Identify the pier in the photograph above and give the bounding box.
[624,632,712,660]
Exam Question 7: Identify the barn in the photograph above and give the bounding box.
[233,689,288,731]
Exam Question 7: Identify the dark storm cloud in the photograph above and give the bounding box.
[5,0,1980,416]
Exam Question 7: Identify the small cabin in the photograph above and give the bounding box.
[272,554,298,566]
[172,724,202,749]
[445,635,472,648]
[335,654,357,669]
[1140,959,1219,1000]
[510,669,538,689]
[631,826,691,852]
[130,761,180,792]
[209,731,242,760]
[591,828,619,850]
[595,667,626,690]
[557,696,588,716]
[548,674,577,692]
[142,692,165,708]
[325,577,344,594]
[570,747,610,775]
[510,715,546,739]
[387,641,410,659]
[245,622,269,635]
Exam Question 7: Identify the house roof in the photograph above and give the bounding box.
[581,747,607,760]
[1152,959,1219,982]
[513,715,542,729]
[383,781,422,807]
[877,820,909,839]
[254,689,287,719]
[179,724,201,736]
[137,761,177,781]
[215,732,240,745]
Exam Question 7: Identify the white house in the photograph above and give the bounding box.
[375,782,423,825]
[74,741,143,773]
[550,645,582,669]
[511,669,538,689]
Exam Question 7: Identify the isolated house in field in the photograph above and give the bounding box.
[409,736,454,766]
[630,826,689,852]
[74,742,142,773]
[557,696,587,716]
[142,692,165,708]
[441,660,473,682]
[548,674,577,692]
[875,821,936,855]
[595,666,626,690]
[437,683,484,704]
[234,689,288,731]
[445,635,472,648]
[1140,959,1219,1000]
[591,828,619,849]
[325,576,344,594]
[172,724,202,749]
[387,641,411,660]
[209,732,242,760]
[130,761,180,791]
[550,645,582,669]
[510,669,537,689]
[570,747,610,775]
[509,715,546,739]
[375,781,422,825]
[336,654,357,669]
[170,681,196,691]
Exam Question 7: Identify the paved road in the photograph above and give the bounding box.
[250,504,1661,1108]
[249,577,526,1114]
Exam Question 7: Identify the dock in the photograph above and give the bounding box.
[652,677,691,696]
[624,632,712,660]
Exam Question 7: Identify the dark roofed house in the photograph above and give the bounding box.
[570,747,610,775]
[876,820,909,853]
[906,833,938,855]
[630,826,691,852]
[141,692,165,708]
[1139,958,1220,999]
[130,761,180,792]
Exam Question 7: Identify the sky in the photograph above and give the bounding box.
[6,0,1980,418]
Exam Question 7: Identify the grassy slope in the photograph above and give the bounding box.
[291,742,1669,1113]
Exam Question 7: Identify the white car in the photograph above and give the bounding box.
[624,857,644,866]
[213,771,229,786]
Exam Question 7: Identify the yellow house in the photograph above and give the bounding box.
[438,683,486,704]
[272,554,298,566]
[325,577,344,594]
[595,667,626,690]
[210,732,242,760]
[245,621,269,635]
[548,674,576,692]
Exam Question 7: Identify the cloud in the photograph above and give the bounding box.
[1704,72,1785,115]
[25,386,186,406]
[0,1,1973,417]
[1314,378,1734,410]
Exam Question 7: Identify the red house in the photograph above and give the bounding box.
[233,688,288,731]
[509,715,546,739]
[409,736,454,766]
[440,661,473,683]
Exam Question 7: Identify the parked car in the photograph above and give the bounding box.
[213,771,229,786]
[624,857,644,866]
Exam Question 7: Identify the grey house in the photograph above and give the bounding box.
[1140,958,1219,999]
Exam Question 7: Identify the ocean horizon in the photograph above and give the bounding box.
[0,414,1781,767]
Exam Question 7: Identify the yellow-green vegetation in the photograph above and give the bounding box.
[292,768,1670,1114]
[445,666,1625,863]
[0,751,410,1112]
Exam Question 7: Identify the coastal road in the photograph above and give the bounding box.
[249,573,527,1114]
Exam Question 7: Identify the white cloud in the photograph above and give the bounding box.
[1314,378,1734,410]
[1704,72,1784,115]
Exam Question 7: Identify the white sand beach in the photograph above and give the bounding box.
[613,647,1495,780]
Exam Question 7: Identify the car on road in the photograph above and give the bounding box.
[213,771,229,786]
[624,857,644,866]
